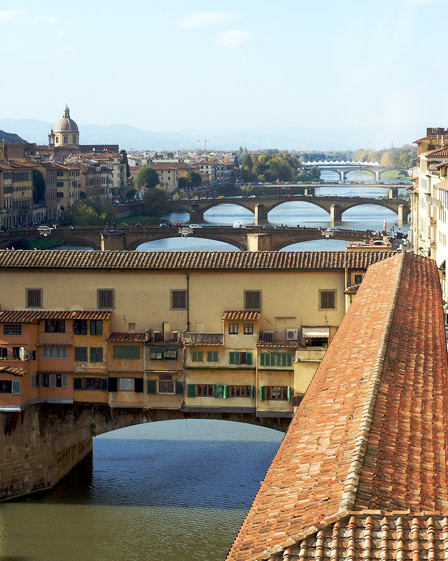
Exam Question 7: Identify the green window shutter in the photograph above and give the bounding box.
[246,352,252,365]
[250,385,255,399]
[101,378,108,391]
[175,381,184,395]
[287,386,292,402]
[147,380,157,394]
[75,347,88,362]
[287,353,292,367]
[135,378,144,393]
[187,384,196,398]
[229,352,235,365]
[260,353,265,366]
[74,377,83,391]
[276,353,282,367]
[223,385,229,399]
[258,386,266,401]
[213,384,224,398]
[230,352,240,365]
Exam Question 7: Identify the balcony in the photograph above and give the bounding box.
[38,333,73,346]
[182,332,223,345]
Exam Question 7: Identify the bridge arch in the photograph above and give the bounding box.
[130,234,245,251]
[344,168,375,178]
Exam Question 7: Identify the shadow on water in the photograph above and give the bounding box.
[17,435,282,509]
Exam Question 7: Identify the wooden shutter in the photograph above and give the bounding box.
[74,377,83,391]
[246,352,252,365]
[175,381,184,395]
[213,384,224,398]
[187,384,196,398]
[258,386,266,401]
[101,378,109,392]
[147,379,157,394]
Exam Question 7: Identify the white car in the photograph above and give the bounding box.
[37,226,54,232]
[189,224,202,229]
[233,222,246,229]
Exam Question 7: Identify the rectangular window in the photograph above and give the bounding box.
[260,352,292,367]
[244,290,261,310]
[158,380,175,394]
[45,320,65,333]
[89,347,103,363]
[42,347,67,359]
[197,384,213,397]
[192,350,203,362]
[113,345,140,360]
[207,350,219,362]
[26,288,42,308]
[0,380,12,393]
[73,319,87,335]
[244,324,253,335]
[171,290,187,310]
[119,378,135,391]
[75,346,88,362]
[320,290,336,309]
[89,320,103,336]
[163,348,177,360]
[265,386,289,401]
[84,377,102,391]
[98,289,114,309]
[354,274,363,284]
[229,385,253,398]
[229,351,252,365]
[56,374,68,388]
[3,325,21,336]
[229,323,238,334]
[149,347,163,360]
[0,347,7,359]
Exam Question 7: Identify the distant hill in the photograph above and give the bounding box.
[0,130,27,143]
[0,118,426,151]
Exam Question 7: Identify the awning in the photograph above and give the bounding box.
[302,327,329,338]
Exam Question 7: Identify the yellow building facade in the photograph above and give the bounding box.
[0,250,392,420]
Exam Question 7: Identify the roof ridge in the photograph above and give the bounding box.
[337,252,405,516]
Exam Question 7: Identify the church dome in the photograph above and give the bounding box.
[54,106,78,133]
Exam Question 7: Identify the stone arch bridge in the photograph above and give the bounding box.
[0,225,383,252]
[170,195,409,225]
[301,162,409,181]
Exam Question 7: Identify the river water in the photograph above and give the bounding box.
[1,173,409,560]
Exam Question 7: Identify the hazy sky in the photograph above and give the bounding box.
[2,0,448,141]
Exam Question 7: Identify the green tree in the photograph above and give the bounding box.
[186,170,202,188]
[178,177,189,190]
[143,187,169,217]
[64,201,116,226]
[135,166,159,189]
[126,190,136,201]
[32,169,46,204]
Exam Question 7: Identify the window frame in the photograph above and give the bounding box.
[319,289,336,310]
[26,288,42,308]
[243,323,253,335]
[171,289,187,310]
[89,320,103,336]
[3,324,22,336]
[97,289,115,310]
[228,323,238,334]
[244,290,261,311]
[89,347,104,363]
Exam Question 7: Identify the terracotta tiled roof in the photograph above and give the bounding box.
[256,341,300,348]
[272,514,448,561]
[435,179,448,191]
[0,310,112,323]
[223,311,261,321]
[226,252,448,561]
[426,147,448,157]
[107,332,145,342]
[0,250,395,271]
[0,365,26,376]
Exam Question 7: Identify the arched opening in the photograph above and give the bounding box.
[341,204,407,233]
[281,239,348,251]
[344,169,375,181]
[319,169,340,182]
[268,201,330,228]
[203,203,253,226]
[3,419,283,561]
[136,237,240,251]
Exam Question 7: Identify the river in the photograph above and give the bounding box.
[1,174,409,560]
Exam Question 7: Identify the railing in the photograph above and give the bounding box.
[182,333,223,345]
[38,333,73,346]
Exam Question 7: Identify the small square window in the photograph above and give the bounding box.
[26,288,42,308]
[354,274,363,285]
[244,290,261,310]
[229,323,238,334]
[320,290,336,310]
[98,289,114,309]
[171,290,187,310]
